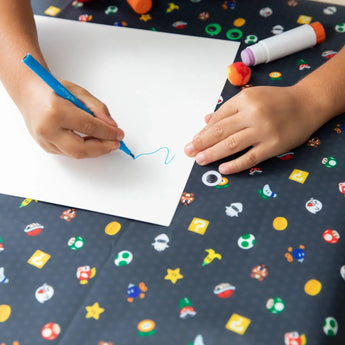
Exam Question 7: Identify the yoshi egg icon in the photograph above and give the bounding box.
[114,250,133,266]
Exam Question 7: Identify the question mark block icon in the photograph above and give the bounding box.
[297,15,312,24]
[27,249,51,269]
[188,218,209,235]
[225,313,251,335]
[289,169,309,184]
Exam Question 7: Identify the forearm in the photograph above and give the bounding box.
[293,46,345,129]
[0,0,47,104]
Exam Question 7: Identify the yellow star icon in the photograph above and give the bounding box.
[85,302,104,320]
[140,14,152,22]
[164,268,183,284]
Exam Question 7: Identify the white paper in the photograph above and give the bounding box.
[0,16,239,226]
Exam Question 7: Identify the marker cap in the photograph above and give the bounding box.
[241,48,255,66]
[309,22,326,44]
[127,0,152,14]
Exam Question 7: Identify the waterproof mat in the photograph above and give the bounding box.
[1,0,345,344]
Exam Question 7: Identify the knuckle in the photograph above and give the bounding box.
[62,143,86,159]
[224,136,238,150]
[192,135,203,149]
[98,103,109,115]
[213,124,224,139]
[245,151,258,167]
[209,111,219,123]
[238,88,251,101]
[70,150,85,159]
[35,121,51,138]
[80,121,94,135]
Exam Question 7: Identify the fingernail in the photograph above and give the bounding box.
[219,163,232,175]
[196,152,206,165]
[117,130,124,141]
[219,164,227,174]
[184,143,194,155]
[111,142,121,151]
[205,113,212,123]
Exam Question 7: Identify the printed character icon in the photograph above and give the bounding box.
[225,202,243,217]
[277,152,294,160]
[306,137,321,147]
[35,283,54,303]
[249,167,263,175]
[251,264,268,281]
[202,249,222,266]
[0,237,4,253]
[180,192,195,205]
[322,229,340,243]
[0,267,9,283]
[338,182,345,195]
[76,266,96,284]
[258,184,277,199]
[334,123,345,133]
[60,208,76,221]
[284,331,307,345]
[24,223,44,236]
[152,233,170,252]
[322,156,337,168]
[137,319,156,336]
[305,198,322,214]
[179,298,197,319]
[213,283,236,298]
[41,322,61,340]
[285,245,305,263]
[127,282,148,302]
[188,334,205,345]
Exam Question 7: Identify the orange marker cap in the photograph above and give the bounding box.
[310,22,326,44]
[127,0,152,14]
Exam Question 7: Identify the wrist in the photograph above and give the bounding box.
[291,80,337,131]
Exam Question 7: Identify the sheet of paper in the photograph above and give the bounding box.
[0,16,239,226]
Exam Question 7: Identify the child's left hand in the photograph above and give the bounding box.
[184,85,321,174]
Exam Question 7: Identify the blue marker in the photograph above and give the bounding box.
[22,53,134,159]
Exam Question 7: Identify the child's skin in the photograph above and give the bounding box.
[1,1,345,171]
[0,0,124,159]
[185,45,345,174]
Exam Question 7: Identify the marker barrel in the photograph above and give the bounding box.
[241,22,325,66]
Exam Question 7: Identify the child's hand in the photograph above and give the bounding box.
[19,78,124,158]
[185,85,320,174]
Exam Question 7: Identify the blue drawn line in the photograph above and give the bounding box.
[133,147,175,165]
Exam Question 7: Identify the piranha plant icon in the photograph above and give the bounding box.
[179,297,197,319]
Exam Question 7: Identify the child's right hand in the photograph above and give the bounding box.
[18,78,125,158]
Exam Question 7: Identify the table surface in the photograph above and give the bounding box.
[1,1,345,344]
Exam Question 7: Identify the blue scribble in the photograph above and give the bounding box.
[133,147,175,165]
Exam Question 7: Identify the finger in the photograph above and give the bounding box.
[56,130,121,159]
[194,128,256,166]
[34,137,62,155]
[60,80,118,127]
[59,106,124,141]
[185,114,246,156]
[206,94,241,125]
[218,145,272,175]
[79,92,118,127]
[41,143,61,155]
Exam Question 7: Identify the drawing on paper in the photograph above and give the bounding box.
[133,147,175,165]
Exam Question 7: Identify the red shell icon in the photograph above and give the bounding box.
[24,223,44,236]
